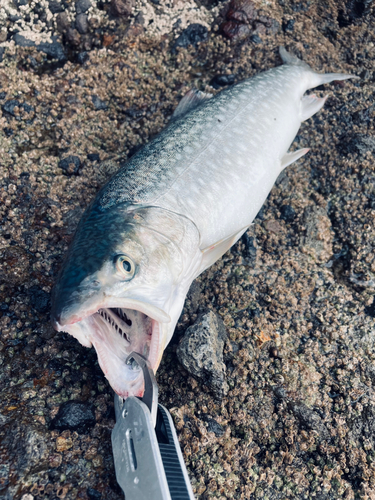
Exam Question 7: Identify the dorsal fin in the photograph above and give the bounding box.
[172,89,212,121]
[279,46,310,68]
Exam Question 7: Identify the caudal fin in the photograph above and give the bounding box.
[279,46,359,88]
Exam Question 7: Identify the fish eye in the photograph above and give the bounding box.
[115,255,136,280]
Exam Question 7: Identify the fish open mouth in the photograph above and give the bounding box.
[54,303,167,398]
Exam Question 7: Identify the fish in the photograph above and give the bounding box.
[51,48,357,398]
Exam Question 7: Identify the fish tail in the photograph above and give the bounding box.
[279,46,359,88]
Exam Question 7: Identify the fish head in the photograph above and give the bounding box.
[51,205,201,398]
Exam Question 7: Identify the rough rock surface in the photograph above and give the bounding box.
[1,0,375,499]
[177,311,228,398]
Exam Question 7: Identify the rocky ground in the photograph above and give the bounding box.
[1,0,375,499]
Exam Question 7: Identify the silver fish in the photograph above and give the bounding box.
[51,48,357,398]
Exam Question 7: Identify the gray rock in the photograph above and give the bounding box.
[56,12,70,33]
[300,204,333,262]
[91,94,108,110]
[288,401,330,441]
[75,0,92,14]
[13,33,36,48]
[37,37,67,62]
[177,311,228,397]
[50,401,96,433]
[76,13,89,34]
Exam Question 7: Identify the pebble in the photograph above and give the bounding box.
[91,95,108,110]
[76,13,89,34]
[110,0,135,18]
[176,311,228,397]
[28,285,50,314]
[58,155,82,175]
[37,38,67,62]
[75,0,92,14]
[50,401,96,433]
[279,204,296,222]
[210,74,235,89]
[173,24,208,51]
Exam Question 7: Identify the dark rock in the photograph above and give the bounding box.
[76,13,89,34]
[210,74,235,89]
[282,19,295,31]
[87,153,100,161]
[2,99,21,116]
[173,24,208,50]
[340,134,375,156]
[76,0,91,13]
[0,47,4,63]
[280,204,296,222]
[202,416,225,436]
[273,386,287,400]
[66,27,81,46]
[250,34,262,43]
[58,155,81,175]
[87,488,102,500]
[288,402,329,441]
[13,34,35,48]
[15,0,29,5]
[48,0,65,14]
[110,0,135,18]
[50,401,96,433]
[0,92,5,101]
[77,51,90,64]
[338,0,372,27]
[28,285,50,314]
[91,95,108,110]
[37,38,67,62]
[241,232,257,260]
[56,12,70,33]
[221,20,250,39]
[176,311,228,397]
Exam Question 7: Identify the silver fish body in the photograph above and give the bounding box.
[51,49,357,397]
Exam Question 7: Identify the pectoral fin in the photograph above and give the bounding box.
[199,226,249,273]
[281,148,309,170]
[172,89,212,121]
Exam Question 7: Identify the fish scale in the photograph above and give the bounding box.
[51,49,358,398]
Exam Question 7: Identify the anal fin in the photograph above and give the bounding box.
[281,148,309,170]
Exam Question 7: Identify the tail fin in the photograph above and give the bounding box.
[279,46,359,88]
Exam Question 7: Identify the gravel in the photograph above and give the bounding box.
[0,0,375,498]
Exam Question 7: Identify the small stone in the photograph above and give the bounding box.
[13,34,35,48]
[56,436,73,452]
[91,95,108,110]
[87,488,102,500]
[173,24,208,50]
[226,0,257,22]
[56,12,70,33]
[282,19,295,32]
[66,28,81,46]
[50,401,96,433]
[300,205,333,262]
[2,99,21,116]
[0,47,4,63]
[210,74,235,89]
[177,311,228,397]
[288,401,329,441]
[28,285,50,314]
[340,134,375,156]
[87,153,100,161]
[75,0,91,14]
[48,0,65,14]
[280,204,296,222]
[76,51,89,64]
[110,0,135,18]
[241,232,257,260]
[58,155,81,175]
[76,13,89,34]
[0,30,8,43]
[37,38,67,62]
[250,34,262,43]
[202,416,225,437]
[221,21,250,40]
